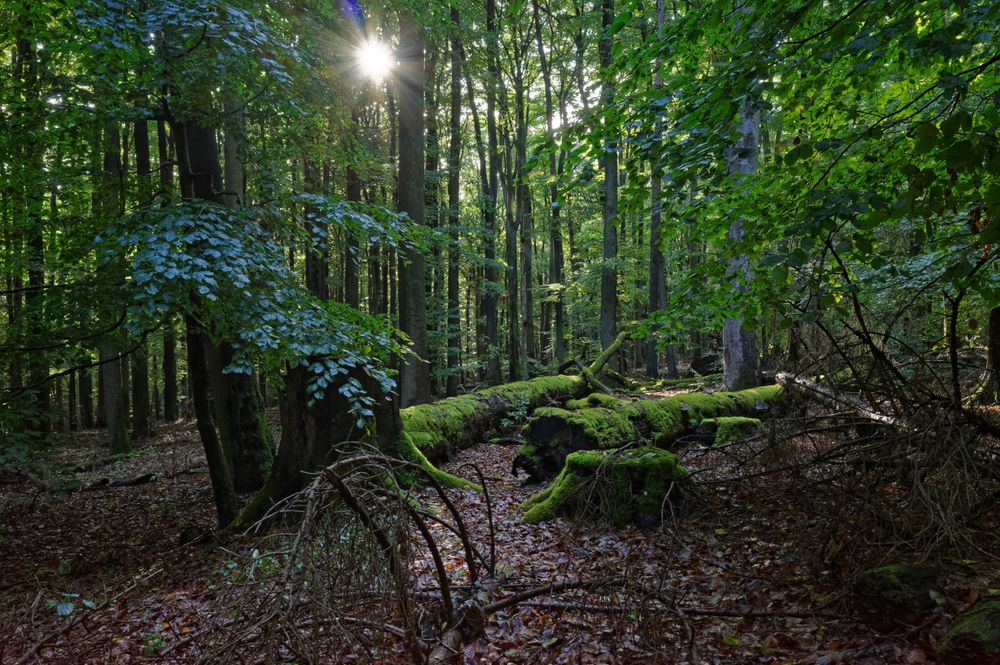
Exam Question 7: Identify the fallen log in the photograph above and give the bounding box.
[774,372,898,427]
[521,447,697,525]
[514,385,782,482]
[396,375,588,479]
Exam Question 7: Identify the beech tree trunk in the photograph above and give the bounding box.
[100,122,129,453]
[397,10,431,405]
[446,7,462,397]
[598,0,618,353]
[722,98,761,389]
[483,0,502,383]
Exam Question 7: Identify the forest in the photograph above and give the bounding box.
[1,0,999,662]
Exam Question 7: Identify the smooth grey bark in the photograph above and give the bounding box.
[482,0,502,382]
[446,6,462,397]
[646,0,667,379]
[598,0,618,352]
[722,6,762,391]
[531,0,566,364]
[397,11,431,405]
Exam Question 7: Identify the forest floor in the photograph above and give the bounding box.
[0,409,983,664]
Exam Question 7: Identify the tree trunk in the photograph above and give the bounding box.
[185,317,239,527]
[531,0,566,364]
[722,4,761,391]
[345,109,362,309]
[446,7,462,397]
[157,122,178,422]
[100,122,130,453]
[598,0,618,354]
[646,0,667,379]
[483,0,502,383]
[516,385,781,482]
[131,119,153,438]
[397,10,431,405]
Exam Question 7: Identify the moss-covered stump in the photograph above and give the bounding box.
[397,375,585,469]
[514,385,781,482]
[941,600,1000,664]
[698,416,761,447]
[853,564,943,631]
[521,448,696,526]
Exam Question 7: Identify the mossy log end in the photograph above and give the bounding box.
[521,447,696,525]
[398,374,586,467]
[515,385,781,482]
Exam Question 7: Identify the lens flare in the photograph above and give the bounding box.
[355,38,394,81]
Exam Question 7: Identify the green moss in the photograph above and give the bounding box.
[702,417,761,446]
[531,405,639,449]
[399,375,584,461]
[522,447,694,526]
[566,392,622,410]
[653,373,723,389]
[394,432,480,490]
[942,600,1000,662]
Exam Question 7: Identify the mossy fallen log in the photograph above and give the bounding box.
[514,385,781,482]
[699,416,761,446]
[395,375,587,487]
[521,448,696,525]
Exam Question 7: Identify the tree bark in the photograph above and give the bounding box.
[598,0,618,353]
[446,7,463,397]
[646,0,667,379]
[483,0,502,382]
[397,11,431,405]
[722,4,761,391]
[100,122,129,453]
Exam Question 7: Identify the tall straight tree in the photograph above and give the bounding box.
[157,121,178,422]
[721,3,761,391]
[531,0,566,363]
[396,10,431,405]
[446,5,462,397]
[483,0,502,382]
[646,0,667,378]
[99,123,130,454]
[598,0,618,352]
[131,119,152,438]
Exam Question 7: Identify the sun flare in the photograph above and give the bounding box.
[355,38,394,81]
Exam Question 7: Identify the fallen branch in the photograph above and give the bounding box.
[775,372,898,427]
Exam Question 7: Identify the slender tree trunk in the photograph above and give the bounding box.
[15,32,49,430]
[186,316,238,526]
[68,370,77,431]
[100,122,129,453]
[79,365,93,428]
[483,0,502,382]
[646,0,667,379]
[397,11,431,405]
[131,120,153,438]
[345,109,362,309]
[172,120,240,518]
[157,122,178,422]
[722,5,761,391]
[446,7,463,397]
[424,44,443,395]
[532,0,566,364]
[598,0,618,353]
